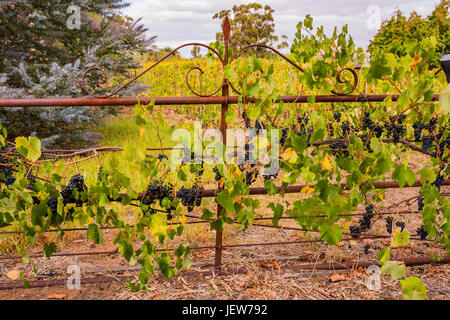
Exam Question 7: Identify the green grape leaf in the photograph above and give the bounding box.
[216,190,235,213]
[43,242,57,259]
[319,224,342,245]
[380,261,406,280]
[400,277,427,300]
[391,229,410,248]
[377,247,391,264]
[87,223,105,245]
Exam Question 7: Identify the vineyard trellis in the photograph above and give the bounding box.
[0,16,449,295]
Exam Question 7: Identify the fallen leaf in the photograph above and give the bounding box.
[47,293,66,300]
[428,268,440,275]
[272,261,281,270]
[6,270,20,280]
[330,274,347,282]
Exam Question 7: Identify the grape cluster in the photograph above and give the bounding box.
[373,125,384,138]
[263,166,278,181]
[363,244,370,255]
[296,115,311,137]
[242,110,251,129]
[424,117,438,131]
[97,166,103,180]
[243,143,257,163]
[350,205,374,238]
[413,122,423,142]
[46,198,58,216]
[26,174,40,205]
[385,116,406,143]
[340,121,351,136]
[417,196,424,211]
[421,135,434,152]
[385,216,393,234]
[432,175,444,191]
[359,205,374,232]
[255,119,265,134]
[349,225,362,238]
[391,124,406,143]
[395,221,405,232]
[362,112,374,131]
[213,166,222,182]
[157,154,168,161]
[176,184,204,212]
[416,225,428,240]
[61,174,88,207]
[330,140,349,157]
[280,127,290,146]
[142,179,174,207]
[333,112,341,122]
[0,149,16,186]
[141,180,175,219]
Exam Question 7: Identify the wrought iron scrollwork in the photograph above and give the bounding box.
[82,43,226,99]
[331,67,358,95]
[82,17,359,99]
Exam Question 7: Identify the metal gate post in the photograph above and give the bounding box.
[214,17,231,270]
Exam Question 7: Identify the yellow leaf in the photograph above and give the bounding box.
[301,186,314,195]
[411,54,422,69]
[139,127,146,138]
[181,215,186,225]
[281,148,297,163]
[376,191,384,200]
[321,155,332,172]
[7,270,20,280]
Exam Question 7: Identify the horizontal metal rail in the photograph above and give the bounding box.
[200,178,450,197]
[0,94,440,108]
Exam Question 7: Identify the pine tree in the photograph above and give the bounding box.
[0,0,156,147]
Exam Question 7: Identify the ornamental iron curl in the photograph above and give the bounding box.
[81,17,359,98]
[331,67,358,95]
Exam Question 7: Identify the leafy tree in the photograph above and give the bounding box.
[191,45,201,59]
[212,3,287,56]
[368,0,449,67]
[0,0,155,147]
[146,46,181,61]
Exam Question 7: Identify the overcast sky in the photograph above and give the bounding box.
[123,0,442,57]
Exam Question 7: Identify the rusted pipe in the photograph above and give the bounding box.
[282,254,450,271]
[200,179,450,197]
[0,94,439,108]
